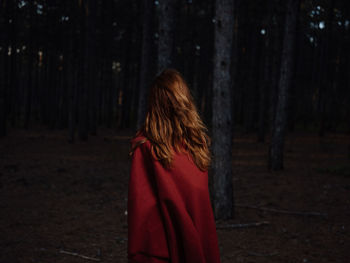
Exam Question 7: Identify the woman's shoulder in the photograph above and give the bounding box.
[129,130,151,156]
[130,130,149,145]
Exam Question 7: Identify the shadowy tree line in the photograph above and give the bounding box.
[1,0,350,219]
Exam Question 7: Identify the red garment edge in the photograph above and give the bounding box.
[127,133,221,263]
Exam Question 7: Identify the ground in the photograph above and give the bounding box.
[0,127,349,263]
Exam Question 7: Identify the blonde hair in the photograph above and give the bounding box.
[131,68,211,171]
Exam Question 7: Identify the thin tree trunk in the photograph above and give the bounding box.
[47,52,53,128]
[0,0,10,136]
[268,0,300,170]
[24,42,33,129]
[231,4,239,131]
[68,61,76,142]
[268,9,283,135]
[157,0,178,72]
[211,0,235,220]
[318,0,335,136]
[121,1,138,129]
[9,0,18,128]
[68,21,77,142]
[258,35,269,142]
[24,1,34,129]
[244,29,259,133]
[137,0,154,130]
[102,0,114,129]
[78,0,89,141]
[0,45,5,135]
[258,3,273,142]
[88,0,98,135]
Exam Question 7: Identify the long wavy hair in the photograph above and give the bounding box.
[130,68,211,171]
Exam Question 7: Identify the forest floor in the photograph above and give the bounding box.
[0,127,349,263]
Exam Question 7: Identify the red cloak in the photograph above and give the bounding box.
[127,134,221,263]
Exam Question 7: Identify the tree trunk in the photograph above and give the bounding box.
[24,1,36,129]
[121,1,138,129]
[68,59,77,143]
[268,7,284,135]
[137,0,154,130]
[318,0,335,137]
[9,0,18,128]
[68,9,77,143]
[244,28,259,133]
[257,34,269,142]
[258,2,273,143]
[268,0,300,171]
[0,0,10,136]
[101,0,114,129]
[88,0,98,135]
[78,0,89,141]
[211,0,235,220]
[157,0,178,72]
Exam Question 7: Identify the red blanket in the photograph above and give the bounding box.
[127,134,221,263]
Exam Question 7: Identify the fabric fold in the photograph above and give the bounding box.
[127,134,221,263]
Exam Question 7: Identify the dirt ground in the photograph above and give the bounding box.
[1,127,349,263]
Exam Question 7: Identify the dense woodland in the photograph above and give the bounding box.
[1,2,350,260]
[1,0,349,136]
[1,0,350,219]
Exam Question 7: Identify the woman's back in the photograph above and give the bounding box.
[127,68,221,263]
[128,133,220,263]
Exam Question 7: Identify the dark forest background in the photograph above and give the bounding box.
[1,1,350,262]
[1,0,349,139]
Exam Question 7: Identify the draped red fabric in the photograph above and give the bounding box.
[127,133,221,263]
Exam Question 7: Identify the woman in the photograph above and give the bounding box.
[127,68,221,263]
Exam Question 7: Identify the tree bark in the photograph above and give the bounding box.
[24,1,35,129]
[68,3,78,142]
[211,0,235,219]
[137,0,154,130]
[257,34,269,142]
[244,29,259,133]
[268,6,284,135]
[101,0,114,129]
[0,0,10,136]
[78,0,90,141]
[87,0,98,135]
[268,0,300,170]
[318,0,335,137]
[10,0,18,128]
[157,0,178,72]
